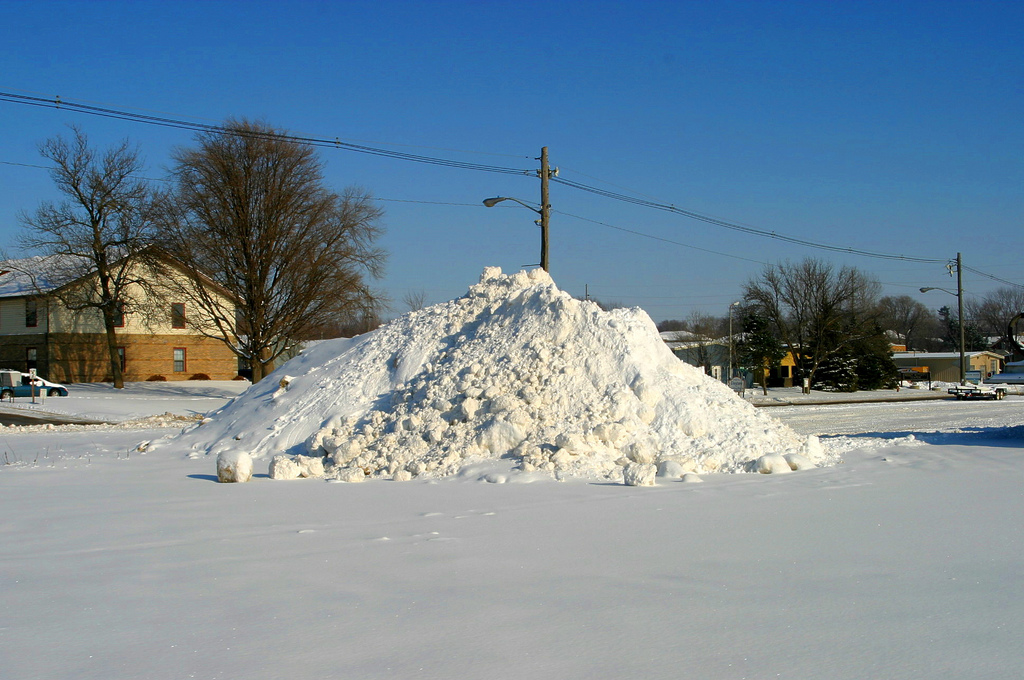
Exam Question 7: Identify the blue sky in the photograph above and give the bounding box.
[1,0,1021,321]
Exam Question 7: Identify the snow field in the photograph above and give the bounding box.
[159,268,832,483]
[3,422,1023,680]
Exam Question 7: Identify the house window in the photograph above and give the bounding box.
[26,298,38,327]
[173,347,186,373]
[117,347,126,373]
[171,303,186,329]
[113,301,126,328]
[26,347,37,371]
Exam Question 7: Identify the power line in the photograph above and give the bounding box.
[1,159,172,183]
[551,175,949,265]
[0,91,533,177]
[553,210,768,265]
[962,265,1024,290]
[7,150,1022,290]
[3,92,1019,286]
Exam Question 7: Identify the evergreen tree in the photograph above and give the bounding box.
[812,323,898,391]
[853,329,900,389]
[814,349,859,392]
[736,313,786,395]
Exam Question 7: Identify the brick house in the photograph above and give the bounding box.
[0,255,240,383]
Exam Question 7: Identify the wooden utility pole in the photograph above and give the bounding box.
[539,146,551,272]
[957,252,965,385]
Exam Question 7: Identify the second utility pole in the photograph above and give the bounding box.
[539,146,551,272]
[957,252,965,385]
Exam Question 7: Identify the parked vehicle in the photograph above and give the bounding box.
[947,383,1007,400]
[0,370,69,399]
[985,360,1024,385]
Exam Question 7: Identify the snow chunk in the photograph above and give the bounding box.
[657,460,685,479]
[269,454,325,480]
[216,451,252,483]
[784,453,816,471]
[623,462,657,486]
[336,467,367,483]
[269,455,301,480]
[754,454,793,474]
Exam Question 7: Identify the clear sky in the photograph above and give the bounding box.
[1,0,1021,322]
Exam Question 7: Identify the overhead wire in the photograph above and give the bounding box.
[0,91,533,176]
[2,91,1020,286]
[962,265,1024,290]
[550,175,949,264]
[552,209,768,265]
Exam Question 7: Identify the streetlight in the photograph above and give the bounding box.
[728,301,741,381]
[482,196,545,269]
[920,252,966,385]
[483,146,553,272]
[483,196,539,211]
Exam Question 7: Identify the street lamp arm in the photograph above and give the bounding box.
[482,196,542,215]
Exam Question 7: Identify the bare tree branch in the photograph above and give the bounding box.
[155,118,387,382]
[743,258,883,390]
[16,126,158,388]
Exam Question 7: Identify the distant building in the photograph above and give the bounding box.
[892,351,1004,383]
[0,255,239,383]
[661,331,731,381]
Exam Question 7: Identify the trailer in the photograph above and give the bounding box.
[947,384,1007,400]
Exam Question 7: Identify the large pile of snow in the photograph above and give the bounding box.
[158,268,833,481]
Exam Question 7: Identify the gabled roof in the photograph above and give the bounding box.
[0,250,238,304]
[0,255,84,298]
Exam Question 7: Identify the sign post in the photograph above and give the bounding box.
[729,376,745,398]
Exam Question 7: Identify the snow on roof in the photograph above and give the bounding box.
[0,255,89,298]
[893,351,1001,359]
[158,267,831,482]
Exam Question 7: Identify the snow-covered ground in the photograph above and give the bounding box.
[3,270,1022,679]
[2,381,1022,679]
[0,380,250,424]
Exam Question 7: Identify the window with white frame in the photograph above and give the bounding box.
[173,347,186,373]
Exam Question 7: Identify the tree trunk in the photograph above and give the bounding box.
[102,316,124,388]
[250,348,273,383]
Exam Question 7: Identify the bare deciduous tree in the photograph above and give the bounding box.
[743,258,883,391]
[156,119,386,382]
[402,290,428,312]
[685,310,722,375]
[878,295,934,350]
[17,126,157,388]
[966,287,1024,347]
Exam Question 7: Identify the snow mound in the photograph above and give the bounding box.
[162,267,836,482]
